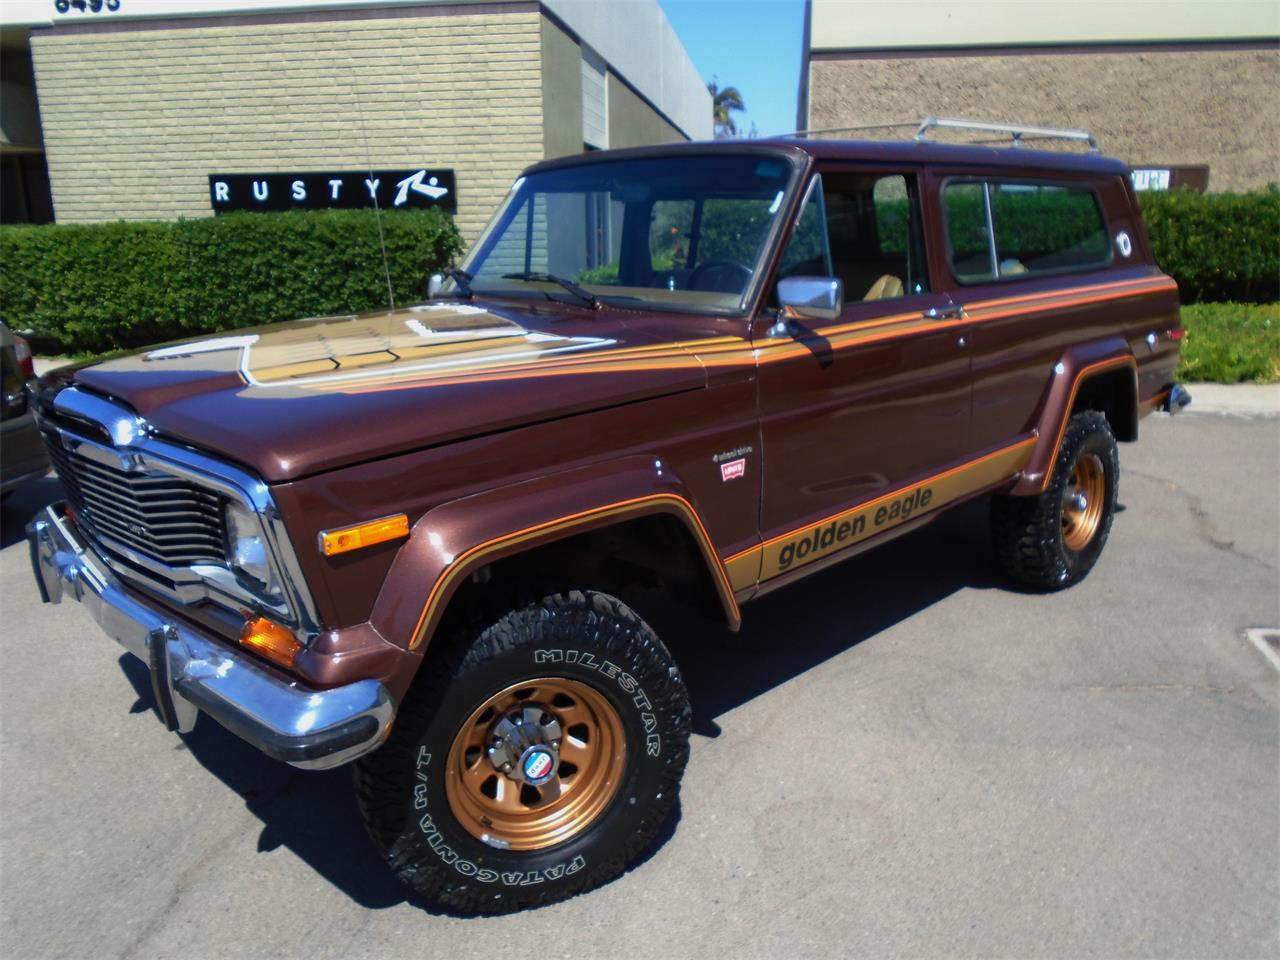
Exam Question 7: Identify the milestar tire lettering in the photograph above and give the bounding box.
[533,648,661,757]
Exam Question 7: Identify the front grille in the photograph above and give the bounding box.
[44,430,226,567]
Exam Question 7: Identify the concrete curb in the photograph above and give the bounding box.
[1181,382,1280,417]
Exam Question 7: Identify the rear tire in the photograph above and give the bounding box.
[991,411,1119,590]
[354,590,690,915]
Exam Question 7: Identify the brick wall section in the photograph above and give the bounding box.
[809,47,1280,191]
[30,9,545,238]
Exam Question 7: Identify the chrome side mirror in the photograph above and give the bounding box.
[777,276,843,323]
[426,272,446,299]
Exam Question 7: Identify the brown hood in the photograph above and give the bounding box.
[71,300,718,481]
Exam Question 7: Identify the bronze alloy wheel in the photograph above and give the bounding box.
[354,591,691,914]
[1061,452,1106,552]
[444,677,626,852]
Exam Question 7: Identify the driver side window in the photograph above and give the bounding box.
[776,171,931,305]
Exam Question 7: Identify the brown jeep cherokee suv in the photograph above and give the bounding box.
[27,126,1188,913]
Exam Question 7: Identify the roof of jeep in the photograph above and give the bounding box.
[525,138,1131,178]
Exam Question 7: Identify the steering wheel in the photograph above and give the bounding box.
[687,259,752,294]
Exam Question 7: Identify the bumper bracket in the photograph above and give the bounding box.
[27,503,395,769]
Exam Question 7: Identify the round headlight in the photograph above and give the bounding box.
[225,501,278,595]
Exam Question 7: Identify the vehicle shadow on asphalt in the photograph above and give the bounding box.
[118,648,684,915]
[671,499,1004,738]
[0,475,62,549]
[116,653,412,909]
[108,497,1006,915]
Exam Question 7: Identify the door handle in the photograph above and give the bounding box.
[923,304,966,321]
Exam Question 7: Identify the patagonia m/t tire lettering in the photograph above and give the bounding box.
[353,590,690,914]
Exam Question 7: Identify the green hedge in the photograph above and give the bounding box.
[0,186,1273,354]
[0,208,463,353]
[1140,186,1279,304]
[1178,302,1279,384]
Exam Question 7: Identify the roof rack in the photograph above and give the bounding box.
[915,117,1099,152]
[788,116,1100,153]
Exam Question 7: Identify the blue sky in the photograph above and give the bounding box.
[658,0,807,137]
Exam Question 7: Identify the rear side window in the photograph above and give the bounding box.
[943,180,1110,283]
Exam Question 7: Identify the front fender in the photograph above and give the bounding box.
[1009,337,1136,496]
[369,455,741,652]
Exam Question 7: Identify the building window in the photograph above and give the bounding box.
[0,154,54,224]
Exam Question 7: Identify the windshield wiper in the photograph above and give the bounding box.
[501,272,599,309]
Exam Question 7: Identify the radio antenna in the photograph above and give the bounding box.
[347,67,396,311]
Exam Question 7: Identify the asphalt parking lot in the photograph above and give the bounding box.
[1,408,1276,960]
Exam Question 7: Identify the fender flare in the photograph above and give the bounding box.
[1009,338,1137,496]
[368,456,741,652]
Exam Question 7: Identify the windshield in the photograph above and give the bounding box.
[459,154,798,313]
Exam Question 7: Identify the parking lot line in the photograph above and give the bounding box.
[1245,628,1280,672]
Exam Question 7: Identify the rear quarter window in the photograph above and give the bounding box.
[943,179,1111,284]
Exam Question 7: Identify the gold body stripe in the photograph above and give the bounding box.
[403,276,1167,644]
[736,278,1175,368]
[336,277,1173,394]
[726,438,1036,587]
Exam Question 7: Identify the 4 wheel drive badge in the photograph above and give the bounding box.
[521,748,556,784]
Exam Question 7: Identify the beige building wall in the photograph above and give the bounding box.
[538,15,682,157]
[539,14,583,159]
[810,0,1277,51]
[606,72,681,150]
[30,6,546,238]
[808,47,1280,191]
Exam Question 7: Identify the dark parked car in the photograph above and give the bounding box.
[28,121,1188,913]
[1,323,49,498]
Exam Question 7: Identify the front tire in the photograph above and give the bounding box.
[991,410,1119,590]
[354,590,691,914]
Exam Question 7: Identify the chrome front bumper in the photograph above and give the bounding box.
[27,503,394,770]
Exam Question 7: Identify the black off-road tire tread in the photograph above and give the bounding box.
[991,411,1118,591]
[353,589,691,915]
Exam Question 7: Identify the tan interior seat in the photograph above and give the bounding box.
[999,258,1028,276]
[863,274,904,301]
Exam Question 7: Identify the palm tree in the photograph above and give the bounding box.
[708,80,746,139]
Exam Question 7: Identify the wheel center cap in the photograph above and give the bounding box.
[486,703,563,783]
[520,746,557,785]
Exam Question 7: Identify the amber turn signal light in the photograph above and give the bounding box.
[239,616,302,668]
[319,513,410,557]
